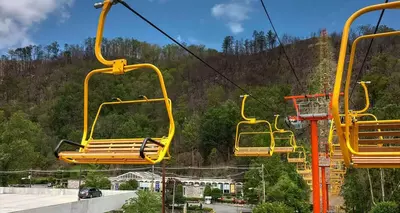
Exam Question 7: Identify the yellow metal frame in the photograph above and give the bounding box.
[329,82,384,163]
[287,145,306,163]
[56,0,175,164]
[332,1,400,167]
[234,95,275,156]
[328,117,346,180]
[328,117,337,158]
[272,115,296,153]
[330,112,384,167]
[297,162,312,188]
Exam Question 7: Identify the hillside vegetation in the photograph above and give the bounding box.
[0,25,400,211]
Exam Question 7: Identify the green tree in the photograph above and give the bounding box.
[222,36,234,54]
[253,202,294,213]
[210,188,222,201]
[204,185,212,197]
[199,100,239,162]
[266,174,310,212]
[181,113,201,153]
[342,169,373,212]
[243,156,310,210]
[122,190,162,213]
[0,111,51,185]
[206,85,225,107]
[266,30,276,49]
[165,178,186,206]
[119,179,139,190]
[84,172,111,189]
[369,202,399,213]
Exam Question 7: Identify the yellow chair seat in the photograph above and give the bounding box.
[56,137,170,164]
[273,147,294,153]
[234,147,271,157]
[352,156,400,168]
[288,158,305,163]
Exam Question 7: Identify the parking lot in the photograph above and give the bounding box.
[204,203,252,213]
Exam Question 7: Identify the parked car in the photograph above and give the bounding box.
[233,197,246,204]
[78,187,102,199]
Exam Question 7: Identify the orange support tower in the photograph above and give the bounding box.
[285,93,342,213]
[320,150,330,213]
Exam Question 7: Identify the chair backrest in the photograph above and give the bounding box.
[234,95,275,152]
[331,1,400,166]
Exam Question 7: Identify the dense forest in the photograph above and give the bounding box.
[0,24,400,211]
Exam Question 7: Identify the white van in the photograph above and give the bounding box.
[204,196,212,204]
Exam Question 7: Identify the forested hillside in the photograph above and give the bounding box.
[0,25,399,168]
[0,24,400,210]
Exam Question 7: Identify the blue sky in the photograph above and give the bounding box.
[1,0,399,52]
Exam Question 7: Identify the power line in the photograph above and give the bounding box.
[161,171,247,179]
[349,0,389,98]
[115,0,273,111]
[0,166,260,174]
[259,0,307,95]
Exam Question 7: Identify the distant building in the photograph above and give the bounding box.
[67,180,85,189]
[179,177,239,198]
[183,185,204,198]
[109,172,162,192]
[108,172,243,198]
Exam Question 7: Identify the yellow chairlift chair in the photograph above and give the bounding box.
[332,1,400,168]
[299,168,312,189]
[54,0,175,165]
[234,95,275,157]
[330,82,384,166]
[272,115,297,153]
[287,146,307,163]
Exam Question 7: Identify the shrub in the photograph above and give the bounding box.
[119,179,138,190]
[369,202,399,213]
[122,190,162,213]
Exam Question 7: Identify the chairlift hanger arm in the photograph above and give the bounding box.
[94,0,127,73]
[274,115,283,131]
[353,81,371,114]
[240,95,256,122]
[273,115,294,133]
[328,118,336,157]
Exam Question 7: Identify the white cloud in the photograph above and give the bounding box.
[177,35,182,42]
[227,22,244,34]
[188,37,200,44]
[211,0,253,34]
[176,35,202,45]
[0,0,74,50]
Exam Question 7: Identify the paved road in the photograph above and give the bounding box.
[0,194,77,213]
[204,203,252,213]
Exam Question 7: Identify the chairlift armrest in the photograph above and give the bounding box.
[140,137,165,159]
[54,139,84,159]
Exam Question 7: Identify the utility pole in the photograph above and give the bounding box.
[162,162,166,213]
[152,165,155,192]
[261,164,265,203]
[77,166,83,201]
[29,169,32,188]
[61,170,64,188]
[380,169,385,201]
[172,179,176,213]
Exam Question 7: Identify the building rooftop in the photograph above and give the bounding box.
[109,172,242,184]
